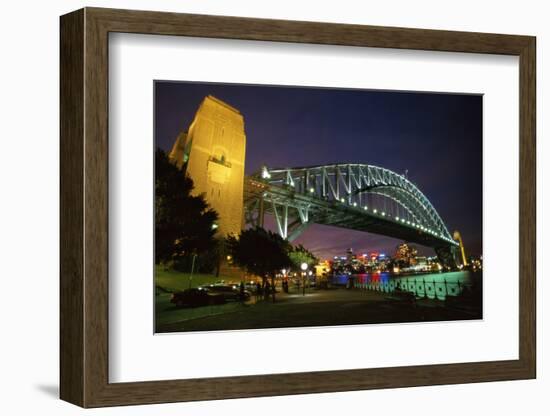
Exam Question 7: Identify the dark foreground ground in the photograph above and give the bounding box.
[156,288,481,333]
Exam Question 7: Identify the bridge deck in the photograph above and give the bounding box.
[244,178,454,250]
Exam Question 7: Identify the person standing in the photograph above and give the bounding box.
[239,281,245,303]
[255,281,261,302]
[265,280,271,300]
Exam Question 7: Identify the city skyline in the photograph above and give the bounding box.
[155,81,482,259]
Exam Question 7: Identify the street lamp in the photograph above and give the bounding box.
[300,263,308,296]
[189,253,197,289]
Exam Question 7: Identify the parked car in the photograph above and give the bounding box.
[244,282,259,294]
[170,288,225,308]
[202,284,251,301]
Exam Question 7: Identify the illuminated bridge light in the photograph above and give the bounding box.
[363,206,368,210]
[309,187,315,193]
[373,209,378,214]
[395,217,400,221]
[261,167,271,179]
[353,202,357,207]
[381,212,386,216]
[406,221,410,225]
[401,218,406,223]
[340,198,345,203]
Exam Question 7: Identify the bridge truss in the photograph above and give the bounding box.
[244,163,459,265]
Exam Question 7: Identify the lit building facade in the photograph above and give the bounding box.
[169,95,246,239]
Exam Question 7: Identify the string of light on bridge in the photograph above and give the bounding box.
[329,196,457,245]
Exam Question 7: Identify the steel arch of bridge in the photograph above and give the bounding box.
[244,164,458,253]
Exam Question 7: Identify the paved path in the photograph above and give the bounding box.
[157,287,480,333]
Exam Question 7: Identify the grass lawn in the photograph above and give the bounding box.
[154,265,235,293]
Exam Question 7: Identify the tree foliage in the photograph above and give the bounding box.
[289,244,318,270]
[226,227,292,301]
[155,148,218,264]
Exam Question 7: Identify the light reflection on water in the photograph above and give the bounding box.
[331,271,481,301]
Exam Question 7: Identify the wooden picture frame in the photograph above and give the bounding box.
[60,7,536,408]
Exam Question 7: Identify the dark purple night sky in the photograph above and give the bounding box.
[154,81,482,260]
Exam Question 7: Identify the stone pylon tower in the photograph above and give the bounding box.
[169,95,246,239]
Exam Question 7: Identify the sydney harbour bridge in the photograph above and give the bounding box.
[169,95,461,268]
[244,163,460,267]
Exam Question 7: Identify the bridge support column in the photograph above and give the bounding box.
[435,245,460,270]
[288,222,310,242]
[258,195,265,228]
[270,198,287,239]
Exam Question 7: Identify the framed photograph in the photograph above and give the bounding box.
[60,7,536,408]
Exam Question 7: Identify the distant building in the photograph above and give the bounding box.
[395,242,418,267]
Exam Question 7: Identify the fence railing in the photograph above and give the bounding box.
[353,276,470,301]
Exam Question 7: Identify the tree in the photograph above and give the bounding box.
[226,227,292,302]
[155,148,218,264]
[289,245,318,294]
[289,244,318,271]
[171,237,224,275]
